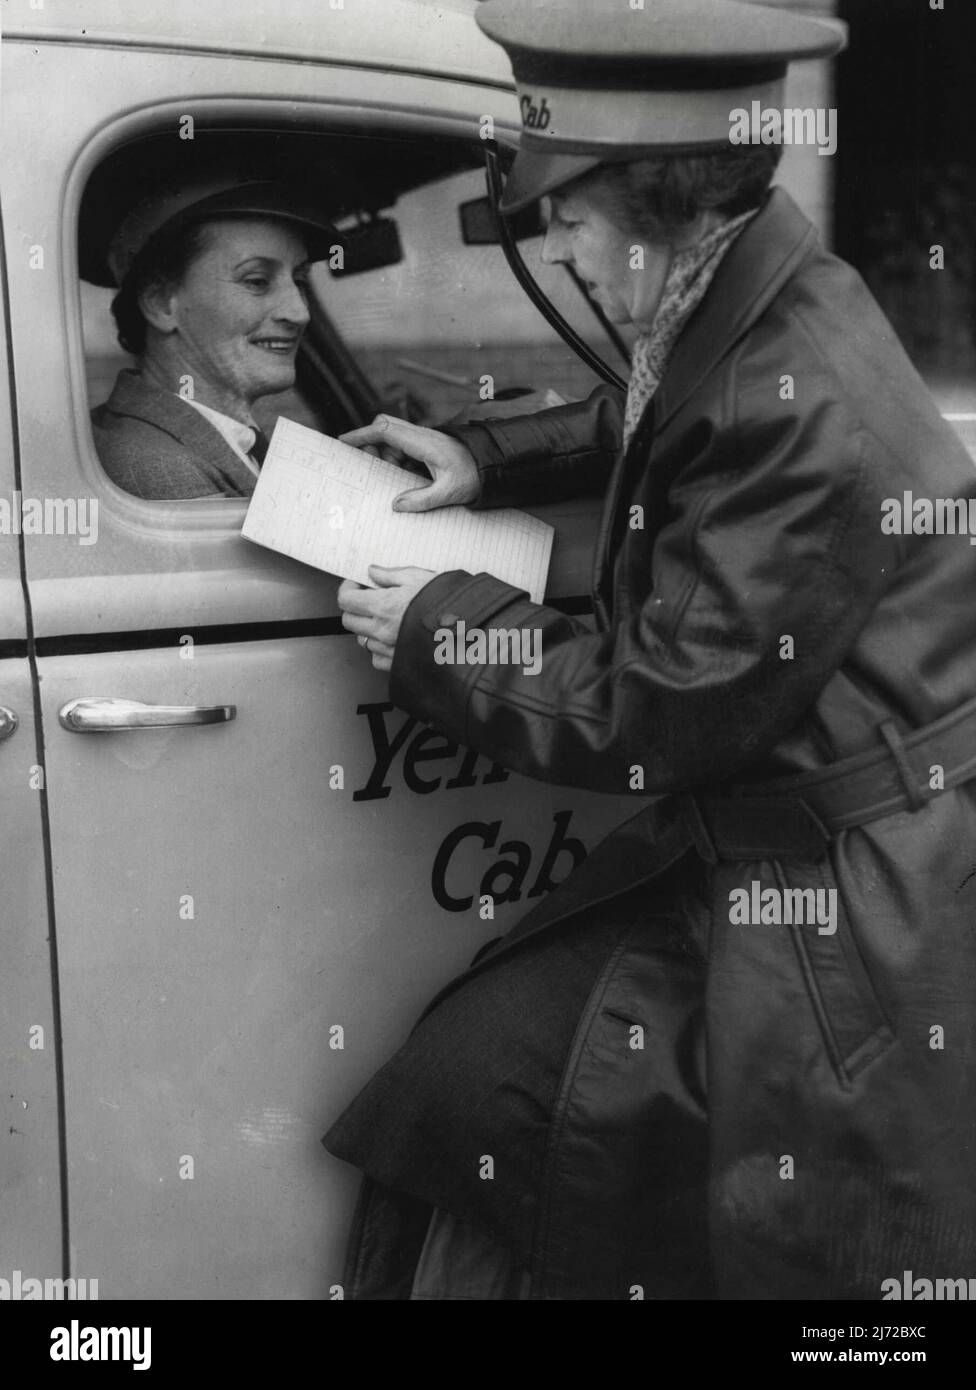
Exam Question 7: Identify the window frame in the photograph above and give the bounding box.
[67,94,524,537]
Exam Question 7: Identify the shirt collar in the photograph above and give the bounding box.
[181,396,260,474]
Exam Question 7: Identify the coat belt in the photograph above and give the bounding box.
[681,694,976,864]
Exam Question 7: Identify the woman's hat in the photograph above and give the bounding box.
[104,175,339,288]
[476,0,847,213]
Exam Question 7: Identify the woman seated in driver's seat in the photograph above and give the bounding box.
[92,175,334,499]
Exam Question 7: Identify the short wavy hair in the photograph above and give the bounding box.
[572,145,784,242]
[111,221,215,357]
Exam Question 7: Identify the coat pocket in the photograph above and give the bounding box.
[772,858,895,1087]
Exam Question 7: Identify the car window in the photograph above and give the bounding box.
[79,123,623,500]
[319,161,622,427]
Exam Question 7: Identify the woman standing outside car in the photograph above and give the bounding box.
[327,0,976,1300]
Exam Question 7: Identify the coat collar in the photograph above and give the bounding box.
[591,189,821,628]
[650,188,820,434]
[105,369,259,495]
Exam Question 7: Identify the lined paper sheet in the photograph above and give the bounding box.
[241,418,553,604]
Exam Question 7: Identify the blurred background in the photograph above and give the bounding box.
[834,0,975,410]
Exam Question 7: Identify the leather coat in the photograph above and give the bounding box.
[324,189,976,1299]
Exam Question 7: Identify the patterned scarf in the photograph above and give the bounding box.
[622,208,758,450]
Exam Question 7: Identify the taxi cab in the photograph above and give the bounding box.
[1,0,973,1301]
[0,0,634,1301]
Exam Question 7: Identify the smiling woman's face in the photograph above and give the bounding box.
[147,216,312,412]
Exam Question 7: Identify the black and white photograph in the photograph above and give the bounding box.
[1,0,974,1357]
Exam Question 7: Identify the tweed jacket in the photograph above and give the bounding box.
[91,369,258,499]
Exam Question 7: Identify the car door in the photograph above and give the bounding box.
[0,216,64,1292]
[1,32,634,1298]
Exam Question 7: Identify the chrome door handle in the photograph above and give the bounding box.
[59,698,236,732]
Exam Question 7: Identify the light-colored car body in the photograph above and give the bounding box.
[2,0,973,1303]
[0,0,638,1300]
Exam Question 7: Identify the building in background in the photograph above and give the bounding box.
[757,0,840,240]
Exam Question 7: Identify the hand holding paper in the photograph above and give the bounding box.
[241,417,553,603]
[338,564,435,673]
[340,414,481,512]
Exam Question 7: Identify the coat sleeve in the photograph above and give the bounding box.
[390,386,893,795]
[443,384,625,509]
